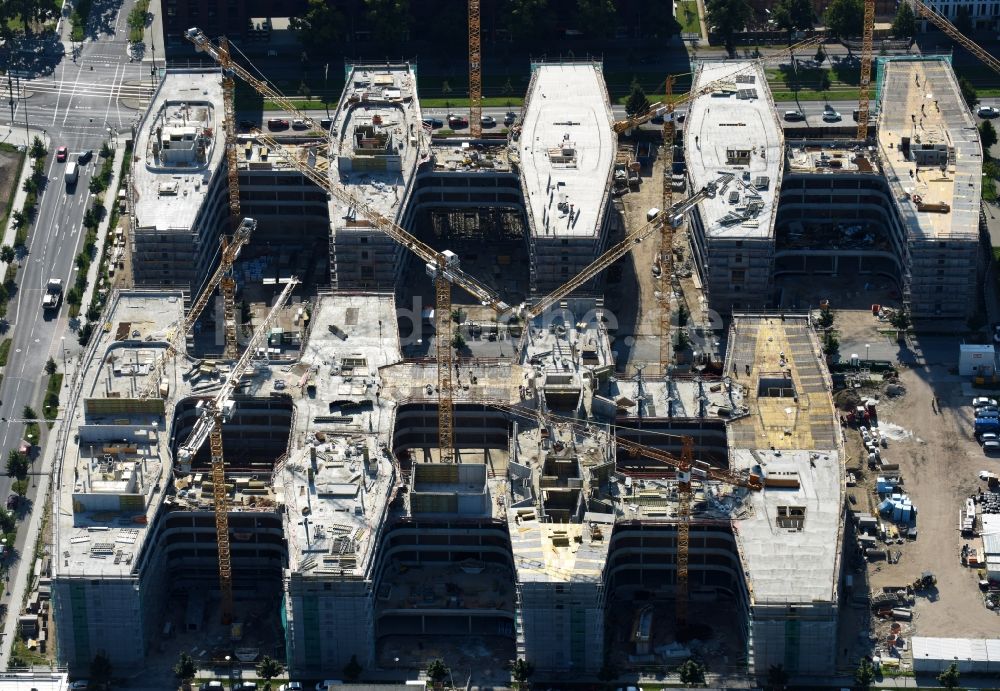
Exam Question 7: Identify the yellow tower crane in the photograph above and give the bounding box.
[659,76,676,376]
[469,0,482,138]
[857,0,876,140]
[177,279,299,624]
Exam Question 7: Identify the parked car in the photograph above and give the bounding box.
[784,110,805,121]
[68,682,89,690]
[981,433,1000,443]
[200,683,224,691]
[978,408,1000,419]
[422,117,443,129]
[822,109,842,122]
[984,440,1000,454]
[480,114,496,127]
[267,118,290,130]
[235,683,257,690]
[978,105,1000,118]
[974,397,998,407]
[650,113,664,124]
[447,114,468,128]
[316,682,343,691]
[56,146,68,162]
[503,111,517,125]
[320,118,333,129]
[278,684,303,691]
[292,118,308,130]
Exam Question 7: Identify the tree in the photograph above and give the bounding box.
[766,664,789,690]
[511,658,534,684]
[0,507,15,534]
[891,2,916,39]
[937,662,960,689]
[705,0,751,56]
[256,655,284,690]
[364,0,411,44]
[12,479,28,497]
[981,120,998,153]
[90,652,113,689]
[504,0,553,42]
[823,0,864,40]
[960,76,979,110]
[426,658,450,685]
[342,654,363,682]
[450,331,466,350]
[624,78,650,117]
[822,331,839,357]
[954,5,973,35]
[890,309,910,332]
[675,330,691,352]
[174,652,197,684]
[29,136,46,159]
[576,0,617,38]
[772,0,815,43]
[677,658,706,686]
[45,356,57,376]
[0,245,15,264]
[100,141,112,158]
[815,45,826,64]
[290,0,343,52]
[6,450,28,480]
[854,657,876,689]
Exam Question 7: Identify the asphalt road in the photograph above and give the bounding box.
[260,96,1000,134]
[0,0,148,652]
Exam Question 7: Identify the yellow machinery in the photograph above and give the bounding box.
[468,0,482,138]
[176,279,299,623]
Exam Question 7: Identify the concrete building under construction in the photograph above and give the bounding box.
[51,52,991,681]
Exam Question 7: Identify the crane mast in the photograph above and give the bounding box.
[176,278,298,623]
[659,76,676,376]
[523,178,723,320]
[468,0,482,138]
[856,0,876,140]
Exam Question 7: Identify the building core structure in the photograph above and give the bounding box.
[52,53,989,681]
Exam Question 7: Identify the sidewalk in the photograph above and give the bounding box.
[0,127,51,298]
[77,142,127,324]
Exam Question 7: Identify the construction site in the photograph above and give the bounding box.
[41,0,1000,685]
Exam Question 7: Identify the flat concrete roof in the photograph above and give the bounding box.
[685,61,783,240]
[518,63,615,239]
[54,292,185,578]
[132,70,225,233]
[327,64,423,225]
[877,58,981,241]
[725,314,843,604]
[280,295,401,574]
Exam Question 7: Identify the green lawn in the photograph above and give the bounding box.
[985,174,998,204]
[676,0,701,34]
[0,339,11,367]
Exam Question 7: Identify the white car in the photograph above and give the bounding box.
[978,105,1000,118]
[822,110,842,122]
[279,684,303,691]
[69,683,89,691]
[480,115,496,127]
[974,397,998,408]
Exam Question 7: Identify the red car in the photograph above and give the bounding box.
[267,118,290,130]
[56,146,68,162]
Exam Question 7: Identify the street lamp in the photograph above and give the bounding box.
[225,655,233,690]
[61,336,67,377]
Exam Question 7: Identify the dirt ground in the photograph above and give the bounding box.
[605,145,670,376]
[818,295,1000,665]
[0,147,23,222]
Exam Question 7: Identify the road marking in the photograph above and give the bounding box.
[61,60,87,126]
[50,59,67,126]
[103,62,122,132]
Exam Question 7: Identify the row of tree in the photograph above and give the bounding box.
[706,0,923,55]
[290,0,680,54]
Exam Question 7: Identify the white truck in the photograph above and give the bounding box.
[43,279,63,310]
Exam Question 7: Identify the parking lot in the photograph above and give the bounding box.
[826,301,1000,669]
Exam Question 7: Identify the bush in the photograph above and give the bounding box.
[78,322,94,346]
